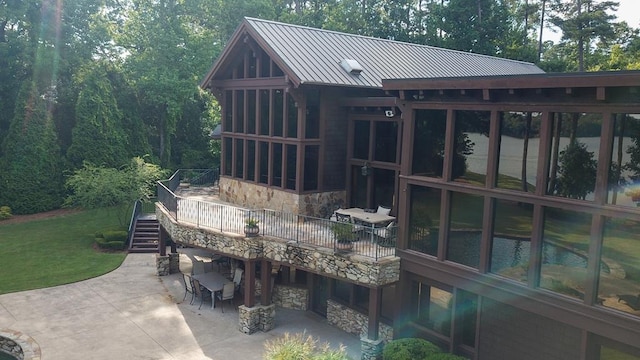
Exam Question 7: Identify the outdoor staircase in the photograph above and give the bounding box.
[128,216,160,253]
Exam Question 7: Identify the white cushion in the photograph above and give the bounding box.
[377,206,391,216]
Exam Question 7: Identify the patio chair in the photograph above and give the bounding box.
[232,268,244,294]
[182,273,195,305]
[335,212,351,223]
[216,282,235,313]
[376,205,391,216]
[192,278,212,310]
[192,260,206,275]
[374,221,397,247]
[335,212,363,238]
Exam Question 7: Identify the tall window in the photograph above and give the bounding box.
[408,185,440,256]
[413,109,447,177]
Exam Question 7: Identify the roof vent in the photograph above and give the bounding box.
[340,59,363,75]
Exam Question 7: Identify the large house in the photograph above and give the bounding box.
[157,17,640,360]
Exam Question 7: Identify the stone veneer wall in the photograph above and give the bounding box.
[218,177,346,218]
[157,205,400,287]
[326,300,393,343]
[272,285,309,310]
[0,329,41,360]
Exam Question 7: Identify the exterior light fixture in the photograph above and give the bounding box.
[361,162,371,177]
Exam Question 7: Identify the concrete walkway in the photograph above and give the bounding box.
[0,253,361,360]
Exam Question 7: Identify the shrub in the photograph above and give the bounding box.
[383,338,442,360]
[427,353,468,360]
[103,230,128,242]
[264,332,349,360]
[95,237,126,251]
[0,206,12,220]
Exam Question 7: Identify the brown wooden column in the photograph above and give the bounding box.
[260,260,272,305]
[243,260,256,307]
[159,227,167,256]
[367,286,382,340]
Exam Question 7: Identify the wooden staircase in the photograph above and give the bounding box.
[128,216,160,253]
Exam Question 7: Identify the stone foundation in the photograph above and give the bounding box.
[218,177,346,218]
[156,255,170,276]
[238,304,276,334]
[272,285,309,310]
[168,253,180,274]
[326,300,393,343]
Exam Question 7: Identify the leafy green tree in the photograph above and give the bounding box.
[0,81,64,214]
[66,63,128,168]
[555,141,597,199]
[64,156,167,225]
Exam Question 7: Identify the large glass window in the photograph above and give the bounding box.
[453,111,490,185]
[353,120,370,160]
[546,112,601,201]
[235,90,244,133]
[446,192,484,268]
[408,185,440,256]
[498,112,540,192]
[305,90,320,139]
[304,145,319,191]
[540,208,591,299]
[223,138,232,176]
[224,90,233,131]
[259,53,271,77]
[608,114,640,208]
[247,90,256,134]
[272,143,282,186]
[235,139,244,178]
[455,290,478,348]
[273,89,284,137]
[286,94,297,138]
[259,141,268,184]
[412,109,447,177]
[374,121,398,163]
[286,144,296,190]
[599,217,640,317]
[410,280,452,336]
[373,168,395,210]
[259,90,270,135]
[490,199,533,283]
[247,140,256,181]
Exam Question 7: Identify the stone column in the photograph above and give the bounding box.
[168,252,180,274]
[259,304,276,332]
[156,254,170,276]
[238,305,261,334]
[360,336,384,360]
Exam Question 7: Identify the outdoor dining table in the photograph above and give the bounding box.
[192,271,232,309]
[335,207,395,226]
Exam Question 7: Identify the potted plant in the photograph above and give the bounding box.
[331,222,356,251]
[244,217,260,237]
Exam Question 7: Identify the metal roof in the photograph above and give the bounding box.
[243,17,545,89]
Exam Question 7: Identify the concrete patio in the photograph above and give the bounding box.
[0,252,361,360]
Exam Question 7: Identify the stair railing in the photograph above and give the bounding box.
[127,199,143,249]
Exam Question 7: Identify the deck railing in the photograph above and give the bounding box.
[156,170,396,260]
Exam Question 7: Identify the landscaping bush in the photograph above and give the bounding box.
[102,230,128,242]
[0,206,12,220]
[263,332,349,360]
[95,237,126,251]
[382,338,442,360]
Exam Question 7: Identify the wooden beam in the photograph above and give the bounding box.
[243,260,256,307]
[597,86,606,101]
[367,287,382,340]
[260,260,272,306]
[483,89,490,101]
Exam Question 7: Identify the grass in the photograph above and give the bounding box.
[0,207,128,294]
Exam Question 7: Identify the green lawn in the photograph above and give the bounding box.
[0,207,128,294]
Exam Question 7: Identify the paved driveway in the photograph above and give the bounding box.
[0,253,361,359]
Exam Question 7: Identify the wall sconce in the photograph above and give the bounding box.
[361,162,371,177]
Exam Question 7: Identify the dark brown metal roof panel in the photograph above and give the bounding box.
[244,17,544,89]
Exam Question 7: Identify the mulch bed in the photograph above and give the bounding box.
[0,208,82,226]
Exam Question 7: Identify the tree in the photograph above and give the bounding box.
[548,0,619,71]
[0,81,63,214]
[66,63,128,169]
[64,157,167,225]
[555,140,597,199]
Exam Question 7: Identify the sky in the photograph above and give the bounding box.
[544,0,640,43]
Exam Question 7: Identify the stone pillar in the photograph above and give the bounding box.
[156,254,170,276]
[360,336,384,360]
[168,252,180,274]
[238,305,261,334]
[259,303,276,332]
